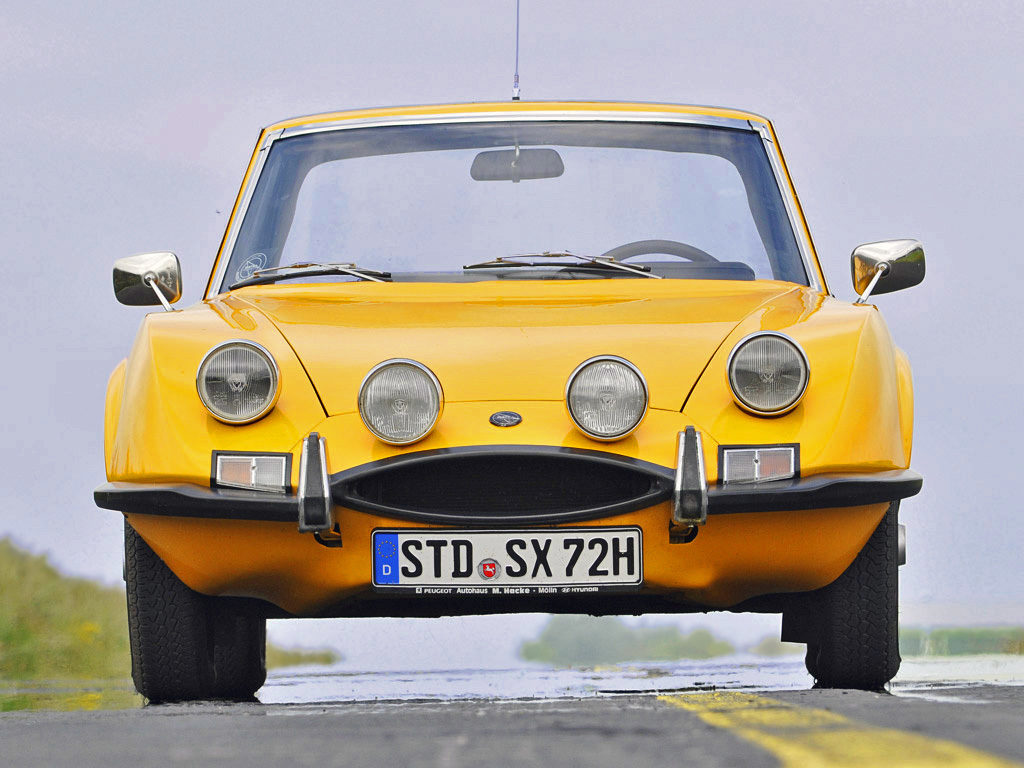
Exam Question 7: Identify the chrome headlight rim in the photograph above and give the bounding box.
[196,339,281,425]
[357,358,444,446]
[726,331,809,417]
[565,354,649,441]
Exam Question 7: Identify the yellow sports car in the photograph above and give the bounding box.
[96,101,924,702]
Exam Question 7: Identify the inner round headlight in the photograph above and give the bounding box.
[358,359,443,445]
[566,356,648,440]
[727,332,809,416]
[197,340,280,424]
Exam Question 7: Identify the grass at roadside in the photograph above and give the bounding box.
[520,615,1024,667]
[0,538,337,680]
[266,644,339,669]
[900,627,1024,656]
[0,539,129,679]
[520,615,735,667]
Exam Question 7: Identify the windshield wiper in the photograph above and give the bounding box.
[463,251,662,279]
[229,262,392,289]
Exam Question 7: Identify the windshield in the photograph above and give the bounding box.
[220,120,807,289]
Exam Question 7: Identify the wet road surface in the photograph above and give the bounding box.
[2,657,1022,767]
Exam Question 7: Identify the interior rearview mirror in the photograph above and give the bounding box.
[851,240,925,303]
[470,147,564,182]
[113,252,182,308]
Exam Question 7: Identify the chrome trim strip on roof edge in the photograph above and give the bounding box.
[277,110,753,139]
[269,100,771,129]
[207,111,817,297]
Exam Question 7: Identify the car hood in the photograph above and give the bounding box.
[225,280,800,414]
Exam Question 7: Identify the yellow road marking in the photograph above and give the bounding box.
[659,691,1022,767]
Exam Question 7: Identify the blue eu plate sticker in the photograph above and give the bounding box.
[374,533,399,584]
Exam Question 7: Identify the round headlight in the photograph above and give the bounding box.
[358,359,443,445]
[727,332,809,416]
[196,341,280,424]
[566,356,648,440]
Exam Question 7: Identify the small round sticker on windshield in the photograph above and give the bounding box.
[490,411,522,427]
[235,252,267,282]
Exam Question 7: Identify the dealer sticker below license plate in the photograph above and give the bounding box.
[372,527,643,595]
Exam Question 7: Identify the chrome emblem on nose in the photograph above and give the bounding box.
[489,411,522,427]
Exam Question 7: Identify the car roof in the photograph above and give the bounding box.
[264,101,772,134]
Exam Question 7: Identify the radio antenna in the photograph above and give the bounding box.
[512,0,521,100]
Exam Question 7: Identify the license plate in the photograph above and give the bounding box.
[372,527,643,594]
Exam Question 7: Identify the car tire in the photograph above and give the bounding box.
[125,520,215,702]
[804,501,901,690]
[125,521,267,702]
[804,642,820,681]
[210,610,267,700]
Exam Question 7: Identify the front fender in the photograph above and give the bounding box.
[106,300,326,488]
[894,347,915,466]
[103,359,127,477]
[683,288,910,479]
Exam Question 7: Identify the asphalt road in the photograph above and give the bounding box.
[2,660,1023,767]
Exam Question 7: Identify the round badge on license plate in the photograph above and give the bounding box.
[477,558,501,579]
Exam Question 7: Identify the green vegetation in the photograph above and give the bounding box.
[520,615,733,667]
[0,538,338,681]
[748,635,803,657]
[265,644,339,668]
[0,680,142,712]
[0,539,130,679]
[521,617,1024,667]
[900,627,1024,657]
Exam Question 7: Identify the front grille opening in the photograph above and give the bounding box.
[339,452,668,521]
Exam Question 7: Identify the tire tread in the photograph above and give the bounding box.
[809,501,900,690]
[125,520,213,702]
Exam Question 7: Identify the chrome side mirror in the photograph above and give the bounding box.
[113,252,182,310]
[851,240,925,304]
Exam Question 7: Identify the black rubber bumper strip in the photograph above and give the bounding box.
[93,481,298,522]
[94,468,922,522]
[707,469,923,514]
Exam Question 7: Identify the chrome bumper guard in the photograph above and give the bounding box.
[297,432,333,533]
[673,426,708,525]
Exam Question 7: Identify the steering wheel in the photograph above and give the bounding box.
[601,239,719,263]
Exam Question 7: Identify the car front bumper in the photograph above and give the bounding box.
[96,425,920,616]
[94,464,921,522]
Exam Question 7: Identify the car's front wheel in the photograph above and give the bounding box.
[124,521,266,702]
[211,610,267,700]
[799,501,901,690]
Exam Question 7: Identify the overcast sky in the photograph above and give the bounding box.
[2,0,1021,660]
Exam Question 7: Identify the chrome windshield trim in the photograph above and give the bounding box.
[749,121,824,294]
[207,110,814,297]
[261,127,284,149]
[210,136,276,298]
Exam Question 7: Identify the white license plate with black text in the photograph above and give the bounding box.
[372,527,643,594]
